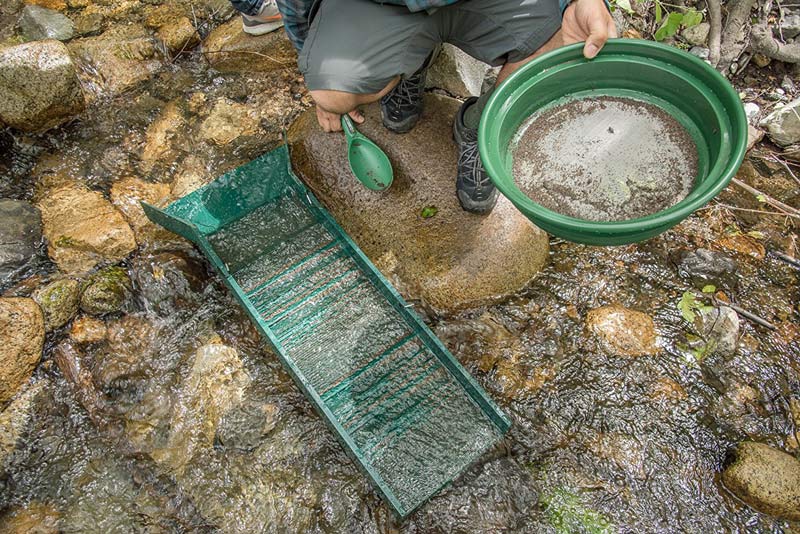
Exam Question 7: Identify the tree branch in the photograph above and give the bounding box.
[750,22,800,63]
[707,0,723,66]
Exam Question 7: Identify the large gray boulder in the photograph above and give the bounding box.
[426,44,495,98]
[18,5,74,42]
[722,441,800,520]
[289,94,549,313]
[0,40,85,132]
[759,98,800,147]
[0,200,42,285]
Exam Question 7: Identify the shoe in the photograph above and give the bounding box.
[380,48,438,134]
[453,97,498,214]
[242,0,283,36]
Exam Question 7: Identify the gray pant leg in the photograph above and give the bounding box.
[299,0,440,93]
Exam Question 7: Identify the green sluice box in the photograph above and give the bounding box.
[142,145,510,518]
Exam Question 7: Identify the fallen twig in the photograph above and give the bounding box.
[772,250,800,270]
[731,177,800,217]
[705,295,778,330]
[712,202,800,220]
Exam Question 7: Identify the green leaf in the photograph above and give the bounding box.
[655,0,663,23]
[681,8,703,28]
[678,291,698,323]
[614,0,635,13]
[756,194,766,203]
[655,12,684,41]
[420,205,438,218]
[702,284,716,293]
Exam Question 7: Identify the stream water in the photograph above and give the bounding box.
[1,36,799,534]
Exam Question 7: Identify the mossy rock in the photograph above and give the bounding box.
[80,266,131,316]
[33,278,80,331]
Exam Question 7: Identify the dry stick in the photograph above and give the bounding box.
[713,202,800,219]
[710,296,778,329]
[202,48,292,66]
[772,155,800,188]
[707,0,723,67]
[730,177,800,217]
[772,250,800,269]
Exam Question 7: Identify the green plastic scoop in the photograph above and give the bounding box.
[341,115,394,191]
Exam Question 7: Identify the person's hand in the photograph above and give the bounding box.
[315,106,365,133]
[562,0,618,59]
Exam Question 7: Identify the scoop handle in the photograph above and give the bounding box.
[341,114,359,143]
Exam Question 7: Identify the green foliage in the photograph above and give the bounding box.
[677,291,712,323]
[653,3,704,41]
[420,205,438,218]
[701,285,716,293]
[611,0,635,14]
[542,488,614,534]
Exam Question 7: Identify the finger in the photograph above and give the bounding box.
[583,16,609,59]
[349,109,365,124]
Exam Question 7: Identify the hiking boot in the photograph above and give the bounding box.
[380,48,438,134]
[453,97,498,214]
[242,0,283,36]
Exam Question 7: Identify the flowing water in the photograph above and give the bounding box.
[511,96,699,221]
[1,35,799,534]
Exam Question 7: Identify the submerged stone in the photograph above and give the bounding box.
[32,277,80,330]
[80,266,131,316]
[586,304,658,357]
[0,297,44,404]
[289,94,549,312]
[722,441,800,520]
[37,184,137,274]
[0,200,42,286]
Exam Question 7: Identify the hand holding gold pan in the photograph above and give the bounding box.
[341,114,394,191]
[479,39,748,245]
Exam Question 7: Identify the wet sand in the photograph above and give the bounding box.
[511,96,699,221]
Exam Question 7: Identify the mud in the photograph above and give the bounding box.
[511,96,699,221]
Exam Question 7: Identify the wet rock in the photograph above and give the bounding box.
[289,94,549,312]
[199,98,260,146]
[131,251,207,314]
[0,40,85,132]
[71,11,104,37]
[586,305,658,357]
[37,184,137,274]
[679,248,738,289]
[0,381,45,473]
[151,340,251,473]
[32,277,80,330]
[0,200,42,285]
[694,305,740,356]
[171,154,212,197]
[156,16,199,56]
[0,501,60,534]
[215,400,278,450]
[202,17,296,73]
[760,98,800,147]
[68,24,162,99]
[19,5,74,41]
[94,314,156,386]
[80,266,131,316]
[24,0,66,10]
[427,44,495,98]
[109,176,172,246]
[722,441,800,520]
[717,233,765,259]
[682,22,710,46]
[0,297,44,404]
[69,315,106,344]
[138,100,187,175]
